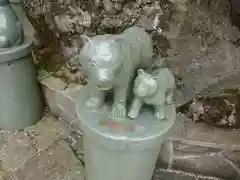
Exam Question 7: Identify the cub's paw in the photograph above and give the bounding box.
[111,104,127,117]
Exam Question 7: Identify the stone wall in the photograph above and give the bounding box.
[22,0,240,105]
[21,0,235,62]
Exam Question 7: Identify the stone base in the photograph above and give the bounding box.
[75,85,176,180]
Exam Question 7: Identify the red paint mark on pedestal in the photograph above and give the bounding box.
[99,119,135,132]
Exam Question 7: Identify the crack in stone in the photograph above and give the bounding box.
[169,138,240,151]
[221,152,240,176]
[0,160,19,180]
[12,138,62,173]
[173,152,219,160]
[58,117,83,136]
[155,168,225,180]
[59,136,85,167]
[25,131,38,152]
[56,117,85,165]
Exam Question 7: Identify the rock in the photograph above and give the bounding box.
[23,0,240,100]
[41,89,73,126]
[156,120,240,179]
[173,41,240,107]
[173,141,222,157]
[0,162,16,180]
[15,140,81,180]
[222,150,240,170]
[40,76,83,125]
[199,73,240,97]
[153,168,197,180]
[0,131,37,172]
[21,0,190,62]
[178,91,240,129]
[0,115,85,179]
[26,115,72,150]
[40,76,67,91]
[153,168,226,180]
[155,114,240,179]
[183,121,240,148]
[48,164,85,180]
[171,153,240,179]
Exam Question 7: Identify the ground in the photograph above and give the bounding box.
[0,114,85,180]
[0,113,239,180]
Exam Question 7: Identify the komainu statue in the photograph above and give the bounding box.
[70,26,153,117]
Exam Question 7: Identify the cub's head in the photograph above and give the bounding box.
[134,69,158,98]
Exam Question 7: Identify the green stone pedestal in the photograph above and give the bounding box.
[76,86,176,180]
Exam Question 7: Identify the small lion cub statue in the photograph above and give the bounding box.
[128,68,176,120]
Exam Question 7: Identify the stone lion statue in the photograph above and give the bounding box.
[70,26,153,117]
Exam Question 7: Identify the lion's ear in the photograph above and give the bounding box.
[137,69,145,75]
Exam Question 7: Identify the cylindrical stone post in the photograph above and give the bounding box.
[76,93,176,180]
[0,37,43,130]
